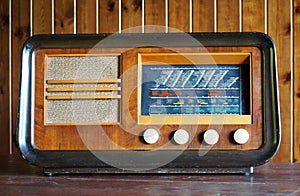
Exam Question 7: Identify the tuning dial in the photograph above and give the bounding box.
[234,128,250,144]
[143,128,160,144]
[173,129,189,145]
[203,129,219,145]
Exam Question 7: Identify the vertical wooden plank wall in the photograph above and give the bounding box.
[0,0,298,162]
[54,0,74,34]
[268,0,292,162]
[77,0,97,33]
[0,0,10,154]
[168,0,190,32]
[33,0,52,35]
[217,0,239,32]
[294,0,300,162]
[144,0,165,32]
[193,0,214,32]
[99,0,119,33]
[11,0,30,153]
[121,0,142,32]
[242,0,265,33]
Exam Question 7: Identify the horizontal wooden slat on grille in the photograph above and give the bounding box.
[46,95,121,100]
[46,87,121,92]
[46,79,121,84]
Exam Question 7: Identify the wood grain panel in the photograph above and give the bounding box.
[268,0,292,162]
[217,0,239,32]
[294,0,300,162]
[121,0,142,33]
[77,0,96,33]
[242,0,265,32]
[0,0,10,154]
[168,0,190,32]
[12,0,30,154]
[99,0,119,33]
[33,0,52,34]
[144,0,165,32]
[54,0,74,34]
[193,0,214,32]
[33,47,262,151]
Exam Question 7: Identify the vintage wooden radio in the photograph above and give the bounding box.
[18,33,280,175]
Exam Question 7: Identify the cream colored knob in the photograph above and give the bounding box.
[173,129,189,145]
[234,128,250,144]
[143,128,160,144]
[203,129,219,145]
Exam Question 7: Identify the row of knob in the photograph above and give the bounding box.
[143,128,250,145]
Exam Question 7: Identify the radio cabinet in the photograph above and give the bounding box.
[18,33,280,175]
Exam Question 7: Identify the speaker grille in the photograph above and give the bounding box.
[47,99,119,124]
[47,56,119,80]
[45,55,120,124]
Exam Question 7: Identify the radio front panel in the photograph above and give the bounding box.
[18,33,280,174]
[33,47,262,151]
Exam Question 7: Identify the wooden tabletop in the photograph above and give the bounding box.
[0,155,299,195]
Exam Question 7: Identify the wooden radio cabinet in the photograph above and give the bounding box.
[18,33,280,175]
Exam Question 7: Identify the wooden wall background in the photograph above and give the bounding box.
[0,0,299,162]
